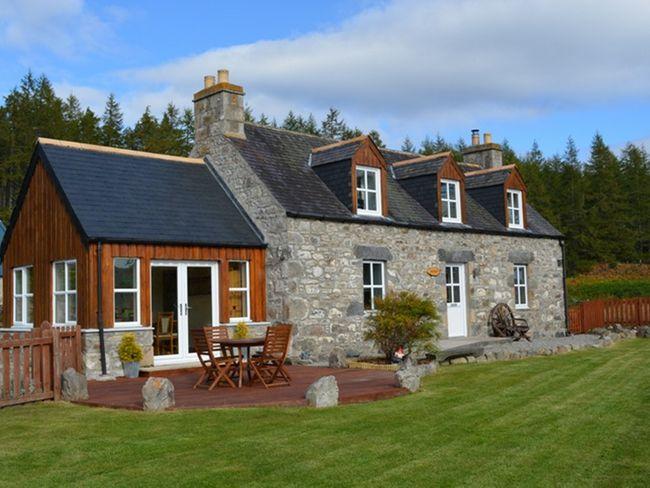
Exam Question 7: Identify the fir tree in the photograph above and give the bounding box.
[282,111,301,132]
[401,136,416,153]
[320,107,346,139]
[257,113,270,126]
[620,143,650,262]
[420,135,436,155]
[124,106,159,151]
[100,93,125,147]
[368,130,385,148]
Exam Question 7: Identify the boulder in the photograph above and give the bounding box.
[418,361,438,376]
[142,377,175,411]
[610,324,625,333]
[449,357,468,365]
[305,375,339,408]
[394,365,421,392]
[637,326,650,338]
[328,347,348,369]
[61,368,88,401]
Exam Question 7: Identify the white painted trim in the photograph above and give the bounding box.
[362,260,385,311]
[114,257,141,327]
[355,166,382,217]
[440,179,462,224]
[228,260,251,322]
[52,259,77,326]
[12,266,34,328]
[514,264,529,309]
[507,189,524,229]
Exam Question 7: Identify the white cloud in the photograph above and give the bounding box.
[119,0,650,144]
[0,0,114,58]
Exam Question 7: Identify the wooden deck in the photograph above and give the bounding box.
[76,366,407,410]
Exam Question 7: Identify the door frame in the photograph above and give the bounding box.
[150,260,220,365]
[445,263,468,337]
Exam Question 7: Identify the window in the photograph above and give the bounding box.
[514,265,528,309]
[228,261,250,321]
[13,266,34,327]
[53,260,77,325]
[114,258,140,325]
[441,179,462,223]
[363,261,385,311]
[356,166,382,216]
[507,189,524,229]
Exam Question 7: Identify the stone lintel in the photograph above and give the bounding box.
[354,245,393,261]
[437,249,475,263]
[508,250,534,264]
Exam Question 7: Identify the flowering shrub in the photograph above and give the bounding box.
[118,333,143,363]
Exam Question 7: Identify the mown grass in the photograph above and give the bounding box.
[1,340,649,487]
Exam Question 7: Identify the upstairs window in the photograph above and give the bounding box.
[229,261,250,321]
[53,260,77,325]
[440,179,461,223]
[13,266,34,327]
[356,166,382,216]
[514,265,528,309]
[114,258,140,325]
[363,260,385,311]
[507,189,524,229]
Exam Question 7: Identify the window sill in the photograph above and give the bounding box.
[514,305,529,311]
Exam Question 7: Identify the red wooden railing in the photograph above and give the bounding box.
[0,322,82,408]
[568,297,650,334]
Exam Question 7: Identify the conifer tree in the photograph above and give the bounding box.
[368,130,385,148]
[124,106,159,151]
[620,143,650,262]
[419,135,436,155]
[100,93,125,147]
[320,107,346,139]
[401,136,416,153]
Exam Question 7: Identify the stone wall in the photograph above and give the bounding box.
[282,218,565,361]
[82,327,153,378]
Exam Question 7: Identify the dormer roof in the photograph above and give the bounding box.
[392,152,452,180]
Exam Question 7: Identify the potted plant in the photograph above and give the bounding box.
[118,333,144,378]
[363,291,440,364]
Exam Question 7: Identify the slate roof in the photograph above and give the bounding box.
[310,138,364,167]
[465,166,514,189]
[393,155,449,180]
[1,140,265,254]
[226,124,562,238]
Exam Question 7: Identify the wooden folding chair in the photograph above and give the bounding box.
[191,327,237,390]
[249,324,292,388]
[203,326,234,359]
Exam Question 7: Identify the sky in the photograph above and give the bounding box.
[1,0,650,158]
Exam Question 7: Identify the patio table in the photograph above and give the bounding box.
[220,337,265,388]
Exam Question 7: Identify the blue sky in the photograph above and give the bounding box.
[1,0,650,159]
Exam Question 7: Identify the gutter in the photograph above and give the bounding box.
[97,241,107,375]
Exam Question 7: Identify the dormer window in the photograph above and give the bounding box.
[440,179,461,224]
[507,189,524,229]
[356,166,382,216]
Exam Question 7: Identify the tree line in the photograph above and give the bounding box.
[1,72,648,275]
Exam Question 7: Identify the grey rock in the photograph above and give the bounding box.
[418,362,438,376]
[61,368,88,401]
[142,377,175,411]
[508,250,534,264]
[394,364,421,392]
[437,248,475,263]
[637,326,650,338]
[449,357,468,365]
[328,347,348,369]
[305,375,339,408]
[354,245,392,261]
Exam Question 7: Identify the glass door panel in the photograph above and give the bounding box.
[151,266,179,356]
[187,266,213,353]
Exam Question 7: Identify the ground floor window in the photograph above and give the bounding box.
[514,265,528,309]
[53,260,77,325]
[13,266,34,326]
[114,258,140,325]
[363,260,385,310]
[228,260,250,321]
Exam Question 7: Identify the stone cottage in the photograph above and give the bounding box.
[192,70,567,362]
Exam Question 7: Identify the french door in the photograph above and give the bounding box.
[151,261,219,364]
[445,264,468,337]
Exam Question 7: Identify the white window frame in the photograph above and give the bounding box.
[356,166,382,217]
[114,258,141,326]
[13,266,34,327]
[363,260,385,311]
[440,179,462,224]
[228,260,251,322]
[514,264,528,309]
[507,189,524,229]
[52,260,77,325]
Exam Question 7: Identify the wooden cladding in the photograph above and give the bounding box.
[351,137,389,217]
[504,169,528,228]
[90,243,266,327]
[2,159,267,329]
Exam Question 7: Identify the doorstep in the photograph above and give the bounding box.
[140,361,201,378]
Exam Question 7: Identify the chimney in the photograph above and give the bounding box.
[193,69,246,148]
[462,129,502,169]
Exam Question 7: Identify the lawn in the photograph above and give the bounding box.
[1,340,649,487]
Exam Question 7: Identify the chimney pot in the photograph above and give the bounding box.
[471,129,480,146]
[217,69,229,84]
[204,75,216,88]
[484,132,492,144]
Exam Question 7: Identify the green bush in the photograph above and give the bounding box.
[117,333,143,363]
[567,279,650,305]
[364,291,440,362]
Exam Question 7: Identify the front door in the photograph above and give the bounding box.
[151,261,219,364]
[445,264,467,337]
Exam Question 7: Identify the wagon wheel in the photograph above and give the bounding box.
[489,303,515,337]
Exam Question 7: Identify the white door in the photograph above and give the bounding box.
[446,264,468,337]
[151,261,219,364]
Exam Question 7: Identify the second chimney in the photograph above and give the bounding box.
[462,130,502,169]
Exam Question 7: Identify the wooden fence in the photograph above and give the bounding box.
[0,322,82,408]
[568,297,650,334]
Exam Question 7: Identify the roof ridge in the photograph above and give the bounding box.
[311,135,367,153]
[37,138,204,164]
[244,122,335,142]
[465,164,515,176]
[380,147,419,157]
[392,151,451,167]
